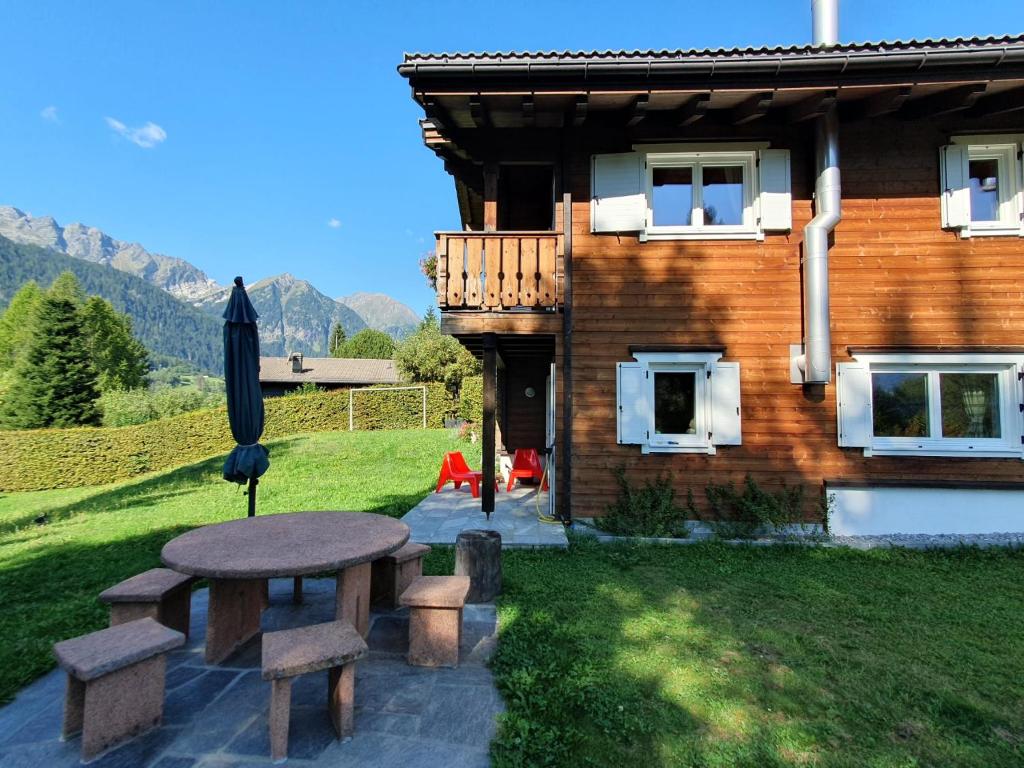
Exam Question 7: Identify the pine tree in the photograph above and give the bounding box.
[0,275,101,428]
[81,296,150,391]
[0,281,43,371]
[328,322,347,357]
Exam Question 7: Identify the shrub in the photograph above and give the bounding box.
[459,375,483,423]
[99,388,225,427]
[596,467,686,538]
[0,383,456,491]
[691,474,809,538]
[458,422,478,443]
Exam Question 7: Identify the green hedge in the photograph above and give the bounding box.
[459,375,483,423]
[0,384,454,492]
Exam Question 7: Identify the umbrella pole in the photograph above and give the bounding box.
[247,477,257,517]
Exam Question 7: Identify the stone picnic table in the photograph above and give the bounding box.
[161,512,409,663]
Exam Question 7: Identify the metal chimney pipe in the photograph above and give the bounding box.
[799,0,841,384]
[811,0,839,48]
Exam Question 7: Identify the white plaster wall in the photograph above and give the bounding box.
[829,487,1024,535]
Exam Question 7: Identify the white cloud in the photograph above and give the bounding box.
[40,106,59,123]
[104,117,167,148]
[327,218,342,229]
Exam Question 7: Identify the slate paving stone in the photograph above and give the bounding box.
[418,685,503,747]
[367,615,409,654]
[165,663,209,691]
[323,732,491,768]
[88,726,183,768]
[0,582,503,767]
[0,700,62,746]
[163,669,240,724]
[152,757,198,768]
[353,710,421,737]
[228,706,338,761]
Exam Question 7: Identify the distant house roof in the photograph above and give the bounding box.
[259,356,401,386]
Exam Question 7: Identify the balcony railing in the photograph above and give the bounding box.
[435,231,564,310]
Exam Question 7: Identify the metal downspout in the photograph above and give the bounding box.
[800,0,841,384]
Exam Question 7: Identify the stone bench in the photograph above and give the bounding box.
[99,568,195,638]
[53,617,185,762]
[399,575,470,668]
[261,619,368,762]
[371,542,431,610]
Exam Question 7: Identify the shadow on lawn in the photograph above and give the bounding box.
[0,438,314,535]
[0,522,196,704]
[488,540,1024,768]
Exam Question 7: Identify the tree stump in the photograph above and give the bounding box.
[454,530,502,603]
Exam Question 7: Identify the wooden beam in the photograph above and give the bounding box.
[483,163,499,232]
[900,83,987,118]
[421,97,451,130]
[469,95,489,128]
[844,86,912,120]
[967,85,1024,117]
[730,92,774,125]
[522,96,535,127]
[673,93,710,126]
[481,333,497,517]
[786,90,837,123]
[626,94,649,127]
[572,94,588,127]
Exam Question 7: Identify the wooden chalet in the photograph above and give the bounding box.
[398,3,1024,535]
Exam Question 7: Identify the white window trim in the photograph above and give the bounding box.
[852,352,1024,459]
[634,142,769,242]
[950,134,1024,237]
[633,351,722,455]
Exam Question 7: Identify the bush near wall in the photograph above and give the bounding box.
[0,383,454,492]
[459,375,482,423]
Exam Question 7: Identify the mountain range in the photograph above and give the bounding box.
[0,206,420,361]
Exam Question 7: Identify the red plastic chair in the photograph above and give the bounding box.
[506,448,548,492]
[435,452,499,498]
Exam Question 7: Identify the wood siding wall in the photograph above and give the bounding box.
[567,118,1024,520]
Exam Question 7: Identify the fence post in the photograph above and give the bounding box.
[422,386,427,428]
[349,389,354,431]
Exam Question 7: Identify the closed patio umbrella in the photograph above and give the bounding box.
[222,276,269,516]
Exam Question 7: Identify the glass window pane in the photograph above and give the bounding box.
[702,165,744,225]
[969,158,1000,222]
[652,167,693,226]
[872,372,930,437]
[940,373,1001,438]
[654,372,696,435]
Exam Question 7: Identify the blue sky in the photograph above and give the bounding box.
[1,1,1020,315]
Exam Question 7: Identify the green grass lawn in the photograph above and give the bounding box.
[490,539,1024,768]
[2,432,1022,767]
[0,428,473,703]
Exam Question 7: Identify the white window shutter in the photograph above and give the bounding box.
[939,144,970,231]
[836,362,873,448]
[757,149,792,232]
[710,362,742,445]
[592,153,645,233]
[616,362,648,445]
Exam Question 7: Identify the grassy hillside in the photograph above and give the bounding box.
[0,235,223,373]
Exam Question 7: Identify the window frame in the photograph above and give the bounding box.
[853,353,1024,458]
[950,134,1024,238]
[647,362,707,450]
[644,150,758,239]
[632,351,723,454]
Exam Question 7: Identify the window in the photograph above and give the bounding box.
[646,151,756,237]
[940,136,1024,237]
[837,353,1024,458]
[617,351,741,454]
[591,144,792,238]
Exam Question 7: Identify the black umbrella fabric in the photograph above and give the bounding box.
[222,276,269,516]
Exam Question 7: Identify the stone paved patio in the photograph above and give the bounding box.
[0,578,503,767]
[401,485,567,548]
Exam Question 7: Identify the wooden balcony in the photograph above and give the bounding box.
[435,231,563,311]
